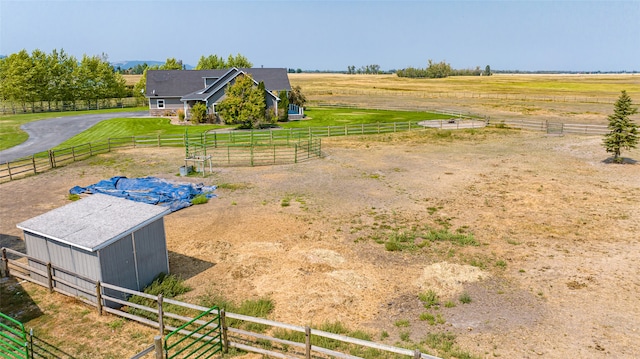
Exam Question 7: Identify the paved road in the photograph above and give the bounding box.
[0,111,147,163]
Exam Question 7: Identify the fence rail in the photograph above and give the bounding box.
[1,247,441,359]
[1,117,609,183]
[491,119,608,135]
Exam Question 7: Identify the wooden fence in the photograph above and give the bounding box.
[1,247,441,359]
[490,119,609,135]
[1,118,609,184]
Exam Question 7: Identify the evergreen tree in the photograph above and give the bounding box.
[603,90,639,163]
[278,90,289,121]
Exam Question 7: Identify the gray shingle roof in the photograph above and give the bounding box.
[146,68,291,98]
[17,194,170,252]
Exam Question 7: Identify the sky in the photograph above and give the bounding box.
[1,0,639,72]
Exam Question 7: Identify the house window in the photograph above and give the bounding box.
[157,99,165,109]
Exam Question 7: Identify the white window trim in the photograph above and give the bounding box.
[157,99,165,109]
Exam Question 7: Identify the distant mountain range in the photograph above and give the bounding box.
[111,60,194,70]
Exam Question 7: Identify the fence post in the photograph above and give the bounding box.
[1,248,9,277]
[294,144,298,164]
[108,138,111,152]
[6,161,13,181]
[32,156,37,175]
[157,294,164,335]
[157,134,161,147]
[132,136,136,148]
[154,335,164,359]
[89,143,93,156]
[46,263,54,293]
[48,150,55,168]
[305,326,311,359]
[96,281,103,315]
[72,147,76,161]
[220,309,229,354]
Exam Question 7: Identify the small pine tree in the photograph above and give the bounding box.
[603,90,638,163]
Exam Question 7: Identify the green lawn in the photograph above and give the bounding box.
[0,107,147,151]
[1,106,444,152]
[279,107,444,128]
[55,117,228,149]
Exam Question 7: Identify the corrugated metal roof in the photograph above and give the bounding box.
[17,194,170,252]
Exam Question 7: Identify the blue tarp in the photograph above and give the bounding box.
[70,176,217,212]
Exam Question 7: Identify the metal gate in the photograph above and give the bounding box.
[547,121,564,135]
[163,306,222,359]
[0,311,30,359]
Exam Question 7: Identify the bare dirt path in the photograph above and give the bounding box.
[1,129,638,358]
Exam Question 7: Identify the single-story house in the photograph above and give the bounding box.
[145,67,302,120]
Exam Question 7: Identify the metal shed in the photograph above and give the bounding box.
[16,194,171,306]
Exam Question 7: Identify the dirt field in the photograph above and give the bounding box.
[1,127,639,358]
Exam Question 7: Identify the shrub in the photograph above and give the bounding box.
[191,194,208,205]
[418,289,440,308]
[459,292,472,304]
[177,109,185,122]
[190,102,207,124]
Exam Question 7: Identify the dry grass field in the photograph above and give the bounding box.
[289,73,640,125]
[2,73,640,358]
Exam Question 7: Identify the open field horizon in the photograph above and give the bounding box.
[288,73,640,125]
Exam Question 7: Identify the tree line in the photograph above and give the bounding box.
[396,60,492,78]
[0,49,127,111]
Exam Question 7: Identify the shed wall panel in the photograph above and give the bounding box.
[100,234,138,306]
[70,248,100,299]
[44,239,79,296]
[132,219,169,288]
[24,232,49,286]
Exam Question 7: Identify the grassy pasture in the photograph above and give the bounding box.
[290,73,640,124]
[123,74,142,86]
[291,73,640,97]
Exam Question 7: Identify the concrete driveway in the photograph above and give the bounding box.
[0,111,147,163]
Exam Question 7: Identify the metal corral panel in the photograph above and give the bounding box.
[132,219,170,288]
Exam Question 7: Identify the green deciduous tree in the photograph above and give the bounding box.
[195,54,226,70]
[226,53,252,68]
[603,90,639,163]
[216,74,266,129]
[288,85,307,107]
